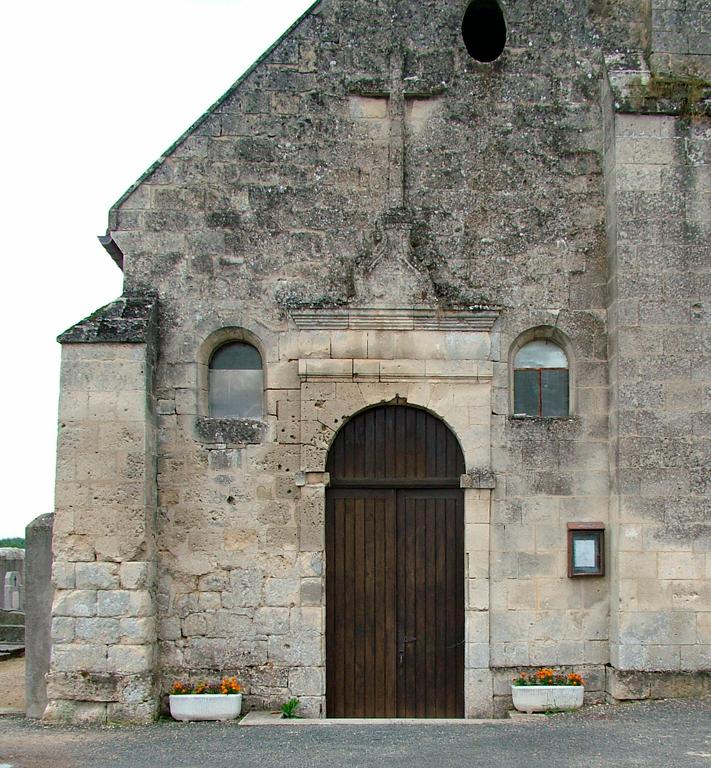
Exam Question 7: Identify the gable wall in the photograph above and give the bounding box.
[112,0,613,715]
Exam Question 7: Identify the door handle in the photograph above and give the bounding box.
[398,636,417,667]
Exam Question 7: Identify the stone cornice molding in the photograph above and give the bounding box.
[290,306,500,332]
[298,357,493,382]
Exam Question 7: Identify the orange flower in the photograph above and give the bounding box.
[219,676,241,694]
[170,676,241,695]
[567,672,585,686]
[535,668,555,682]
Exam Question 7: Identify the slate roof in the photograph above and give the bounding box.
[57,294,157,344]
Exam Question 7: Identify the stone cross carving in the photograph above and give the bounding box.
[349,47,446,304]
[386,50,406,209]
[351,48,446,210]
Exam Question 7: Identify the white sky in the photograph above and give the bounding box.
[0,0,315,538]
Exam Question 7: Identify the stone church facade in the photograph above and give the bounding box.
[47,0,709,722]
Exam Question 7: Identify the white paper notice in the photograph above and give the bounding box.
[574,538,596,569]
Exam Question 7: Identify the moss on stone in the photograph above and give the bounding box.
[619,73,711,116]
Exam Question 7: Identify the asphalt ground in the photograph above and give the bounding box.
[0,698,708,768]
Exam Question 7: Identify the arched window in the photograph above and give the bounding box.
[208,342,263,419]
[513,340,569,417]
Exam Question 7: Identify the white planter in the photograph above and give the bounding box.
[511,685,584,714]
[169,693,242,721]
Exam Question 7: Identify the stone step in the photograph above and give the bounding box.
[0,610,24,626]
[0,625,25,644]
[0,643,24,661]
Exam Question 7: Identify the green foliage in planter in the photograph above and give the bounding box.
[281,698,302,718]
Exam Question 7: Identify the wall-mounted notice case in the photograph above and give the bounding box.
[567,522,605,577]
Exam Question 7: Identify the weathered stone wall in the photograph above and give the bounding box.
[112,0,607,316]
[649,0,711,80]
[47,321,159,723]
[50,0,709,720]
[606,108,711,688]
[489,319,610,673]
[154,316,498,716]
[106,0,614,710]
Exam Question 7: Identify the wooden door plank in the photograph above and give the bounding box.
[415,497,427,717]
[364,497,376,715]
[454,493,465,716]
[343,496,355,718]
[445,496,456,717]
[424,499,436,716]
[435,496,447,716]
[435,420,446,478]
[374,496,385,716]
[353,497,365,717]
[405,407,416,478]
[415,409,427,478]
[384,492,397,716]
[354,412,366,478]
[325,493,336,715]
[364,408,376,480]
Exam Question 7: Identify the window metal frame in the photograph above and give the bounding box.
[509,326,574,419]
[513,365,569,418]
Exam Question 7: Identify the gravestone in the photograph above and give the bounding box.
[25,514,54,719]
[0,549,24,611]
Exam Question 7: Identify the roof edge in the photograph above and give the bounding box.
[108,0,323,220]
[57,293,158,345]
[98,233,125,270]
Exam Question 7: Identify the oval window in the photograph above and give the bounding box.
[462,0,507,63]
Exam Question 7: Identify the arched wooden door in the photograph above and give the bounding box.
[325,404,465,718]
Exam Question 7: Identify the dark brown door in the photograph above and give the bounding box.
[396,489,464,718]
[325,489,398,717]
[325,405,465,718]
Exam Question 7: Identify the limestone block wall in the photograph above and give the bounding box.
[153,314,308,713]
[607,110,711,688]
[153,314,498,716]
[51,0,709,720]
[105,0,615,706]
[47,341,158,724]
[295,323,496,717]
[488,313,610,678]
[649,0,711,79]
[108,0,608,319]
[103,0,616,710]
[152,305,617,716]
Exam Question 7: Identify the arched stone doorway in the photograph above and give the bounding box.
[325,404,465,718]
